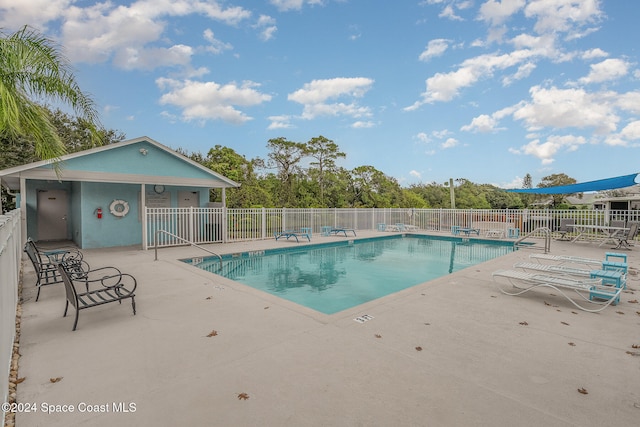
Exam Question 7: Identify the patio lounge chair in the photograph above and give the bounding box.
[612,221,639,250]
[514,262,626,289]
[58,260,137,331]
[459,227,480,236]
[529,253,628,273]
[530,253,604,268]
[274,230,311,243]
[485,229,505,238]
[394,223,418,232]
[23,238,86,301]
[492,270,623,312]
[328,227,357,237]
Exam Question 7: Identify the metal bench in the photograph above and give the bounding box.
[23,238,85,301]
[58,261,137,331]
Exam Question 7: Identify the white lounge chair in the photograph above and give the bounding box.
[514,262,626,289]
[529,253,628,274]
[492,269,623,312]
[530,253,604,268]
[514,262,592,277]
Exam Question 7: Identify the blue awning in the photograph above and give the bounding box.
[507,173,639,194]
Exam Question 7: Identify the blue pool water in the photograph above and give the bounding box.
[184,235,514,314]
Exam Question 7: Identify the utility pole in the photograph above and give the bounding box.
[449,178,455,209]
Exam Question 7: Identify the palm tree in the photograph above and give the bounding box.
[0,25,100,166]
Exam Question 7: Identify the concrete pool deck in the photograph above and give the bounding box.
[13,231,640,426]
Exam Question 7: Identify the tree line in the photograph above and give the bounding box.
[182,141,587,210]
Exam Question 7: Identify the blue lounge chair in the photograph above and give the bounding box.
[329,227,357,237]
[459,227,480,236]
[274,230,311,243]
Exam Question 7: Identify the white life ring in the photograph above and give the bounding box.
[109,199,130,217]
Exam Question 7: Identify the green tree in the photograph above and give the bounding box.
[348,165,404,207]
[538,173,577,207]
[304,135,345,207]
[0,26,101,166]
[322,167,351,208]
[452,179,491,209]
[266,137,306,207]
[407,182,449,208]
[180,145,271,208]
[483,186,524,209]
[520,173,533,207]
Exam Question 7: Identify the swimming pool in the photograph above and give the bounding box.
[184,234,514,314]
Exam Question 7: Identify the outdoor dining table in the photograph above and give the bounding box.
[570,224,629,247]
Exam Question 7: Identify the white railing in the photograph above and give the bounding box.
[144,207,640,249]
[1,209,21,425]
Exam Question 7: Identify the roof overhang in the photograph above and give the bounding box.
[0,136,241,191]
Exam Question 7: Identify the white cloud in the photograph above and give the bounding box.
[502,62,536,86]
[524,0,603,35]
[407,49,537,108]
[254,15,277,41]
[439,5,464,21]
[511,134,586,164]
[415,132,431,143]
[477,0,525,27]
[289,77,374,104]
[432,129,452,139]
[615,91,640,115]
[461,114,499,133]
[351,121,375,128]
[156,78,272,124]
[419,39,450,62]
[498,176,525,189]
[581,48,608,60]
[0,0,71,29]
[605,120,640,147]
[409,170,422,179]
[579,58,629,84]
[441,137,459,148]
[0,1,253,70]
[512,85,619,134]
[268,115,294,130]
[114,44,195,70]
[409,0,604,111]
[269,0,324,12]
[203,29,233,54]
[288,77,374,120]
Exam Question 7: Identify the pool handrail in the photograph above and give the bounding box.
[154,229,223,270]
[514,227,551,253]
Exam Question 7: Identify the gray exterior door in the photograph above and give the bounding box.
[178,191,198,207]
[37,189,69,241]
[178,191,199,241]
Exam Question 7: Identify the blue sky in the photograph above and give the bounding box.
[2,0,639,188]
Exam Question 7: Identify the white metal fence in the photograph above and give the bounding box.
[1,209,21,425]
[145,207,640,248]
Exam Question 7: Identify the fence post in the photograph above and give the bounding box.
[262,207,266,240]
[222,207,228,243]
[188,206,194,243]
[282,207,287,232]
